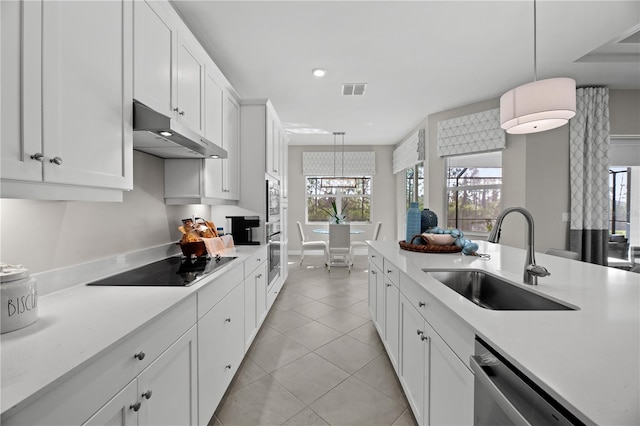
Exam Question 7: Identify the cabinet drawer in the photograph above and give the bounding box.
[3,295,197,426]
[400,271,474,369]
[369,248,383,271]
[399,270,431,318]
[383,259,400,286]
[197,262,244,318]
[244,246,268,278]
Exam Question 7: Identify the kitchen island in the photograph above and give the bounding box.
[369,240,639,426]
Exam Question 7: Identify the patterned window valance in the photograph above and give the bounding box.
[437,108,505,157]
[303,151,376,176]
[393,129,425,174]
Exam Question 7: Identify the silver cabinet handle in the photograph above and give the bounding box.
[225,364,232,369]
[257,258,261,262]
[416,329,424,336]
[418,301,425,307]
[387,269,393,274]
[173,107,179,112]
[256,273,262,278]
[130,402,141,412]
[134,351,145,361]
[142,390,152,400]
[371,270,377,275]
[50,156,63,165]
[421,335,428,341]
[30,153,44,162]
[386,283,391,287]
[225,318,231,323]
[179,111,185,116]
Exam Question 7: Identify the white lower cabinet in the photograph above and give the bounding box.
[244,247,268,350]
[369,249,475,426]
[427,322,474,426]
[85,322,199,426]
[198,282,245,424]
[83,380,138,426]
[400,294,428,426]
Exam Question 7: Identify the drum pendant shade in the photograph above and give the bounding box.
[500,77,576,134]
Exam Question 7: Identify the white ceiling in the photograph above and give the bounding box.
[170,1,640,146]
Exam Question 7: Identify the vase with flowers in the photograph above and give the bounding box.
[323,200,347,224]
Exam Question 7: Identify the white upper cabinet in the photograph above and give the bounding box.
[133,0,175,117]
[1,0,133,201]
[175,33,205,135]
[204,66,224,146]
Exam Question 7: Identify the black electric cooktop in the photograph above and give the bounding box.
[87,255,237,287]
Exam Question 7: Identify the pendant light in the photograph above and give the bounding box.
[499,0,576,134]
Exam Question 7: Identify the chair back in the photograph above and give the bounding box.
[296,221,306,243]
[329,224,350,249]
[372,222,382,241]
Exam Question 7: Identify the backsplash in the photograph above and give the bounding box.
[0,151,207,279]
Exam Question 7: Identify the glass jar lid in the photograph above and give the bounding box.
[0,263,30,283]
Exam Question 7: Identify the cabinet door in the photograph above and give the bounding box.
[137,326,198,426]
[376,266,386,335]
[204,66,224,146]
[385,282,400,373]
[39,0,133,190]
[176,32,204,135]
[256,262,268,326]
[368,262,379,323]
[1,0,42,182]
[82,380,138,426]
[198,283,245,424]
[400,296,426,425]
[224,94,241,200]
[133,0,175,117]
[427,324,474,426]
[244,275,257,351]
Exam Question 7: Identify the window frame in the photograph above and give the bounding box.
[444,153,502,236]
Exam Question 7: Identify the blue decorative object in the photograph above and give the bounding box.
[406,202,421,242]
[420,209,438,232]
[424,226,478,255]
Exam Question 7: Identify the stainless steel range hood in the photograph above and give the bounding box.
[132,101,227,159]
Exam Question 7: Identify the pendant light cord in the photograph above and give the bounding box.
[533,0,537,82]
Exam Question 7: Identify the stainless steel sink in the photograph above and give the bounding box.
[423,269,576,311]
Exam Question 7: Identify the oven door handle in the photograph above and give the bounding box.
[470,355,532,426]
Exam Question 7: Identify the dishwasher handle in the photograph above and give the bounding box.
[470,355,532,426]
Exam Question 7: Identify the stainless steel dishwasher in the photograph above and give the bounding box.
[470,338,585,425]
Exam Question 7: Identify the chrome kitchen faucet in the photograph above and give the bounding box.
[487,207,550,285]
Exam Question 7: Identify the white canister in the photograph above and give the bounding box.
[1,263,38,334]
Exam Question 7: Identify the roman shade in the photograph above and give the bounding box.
[302,152,376,176]
[437,108,505,157]
[393,129,425,174]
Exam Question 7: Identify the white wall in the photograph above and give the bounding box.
[0,151,208,274]
[287,144,396,252]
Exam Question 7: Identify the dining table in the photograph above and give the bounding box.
[312,228,364,234]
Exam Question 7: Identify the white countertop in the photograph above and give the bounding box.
[1,245,263,420]
[369,240,639,426]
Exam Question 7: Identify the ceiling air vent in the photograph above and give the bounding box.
[342,83,367,96]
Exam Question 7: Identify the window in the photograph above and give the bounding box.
[306,177,371,223]
[446,152,502,233]
[405,164,424,210]
[609,167,630,237]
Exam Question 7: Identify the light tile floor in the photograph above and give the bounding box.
[210,255,417,426]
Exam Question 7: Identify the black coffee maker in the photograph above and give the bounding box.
[226,216,261,245]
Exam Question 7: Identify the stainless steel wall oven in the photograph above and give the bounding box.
[266,177,281,286]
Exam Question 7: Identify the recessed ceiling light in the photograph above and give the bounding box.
[312,68,326,77]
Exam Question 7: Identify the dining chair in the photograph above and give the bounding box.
[297,221,327,266]
[350,221,382,265]
[328,223,351,272]
[544,248,581,261]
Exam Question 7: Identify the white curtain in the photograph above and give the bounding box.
[569,87,610,265]
[393,129,425,174]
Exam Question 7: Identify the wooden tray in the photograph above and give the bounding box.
[399,235,462,253]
